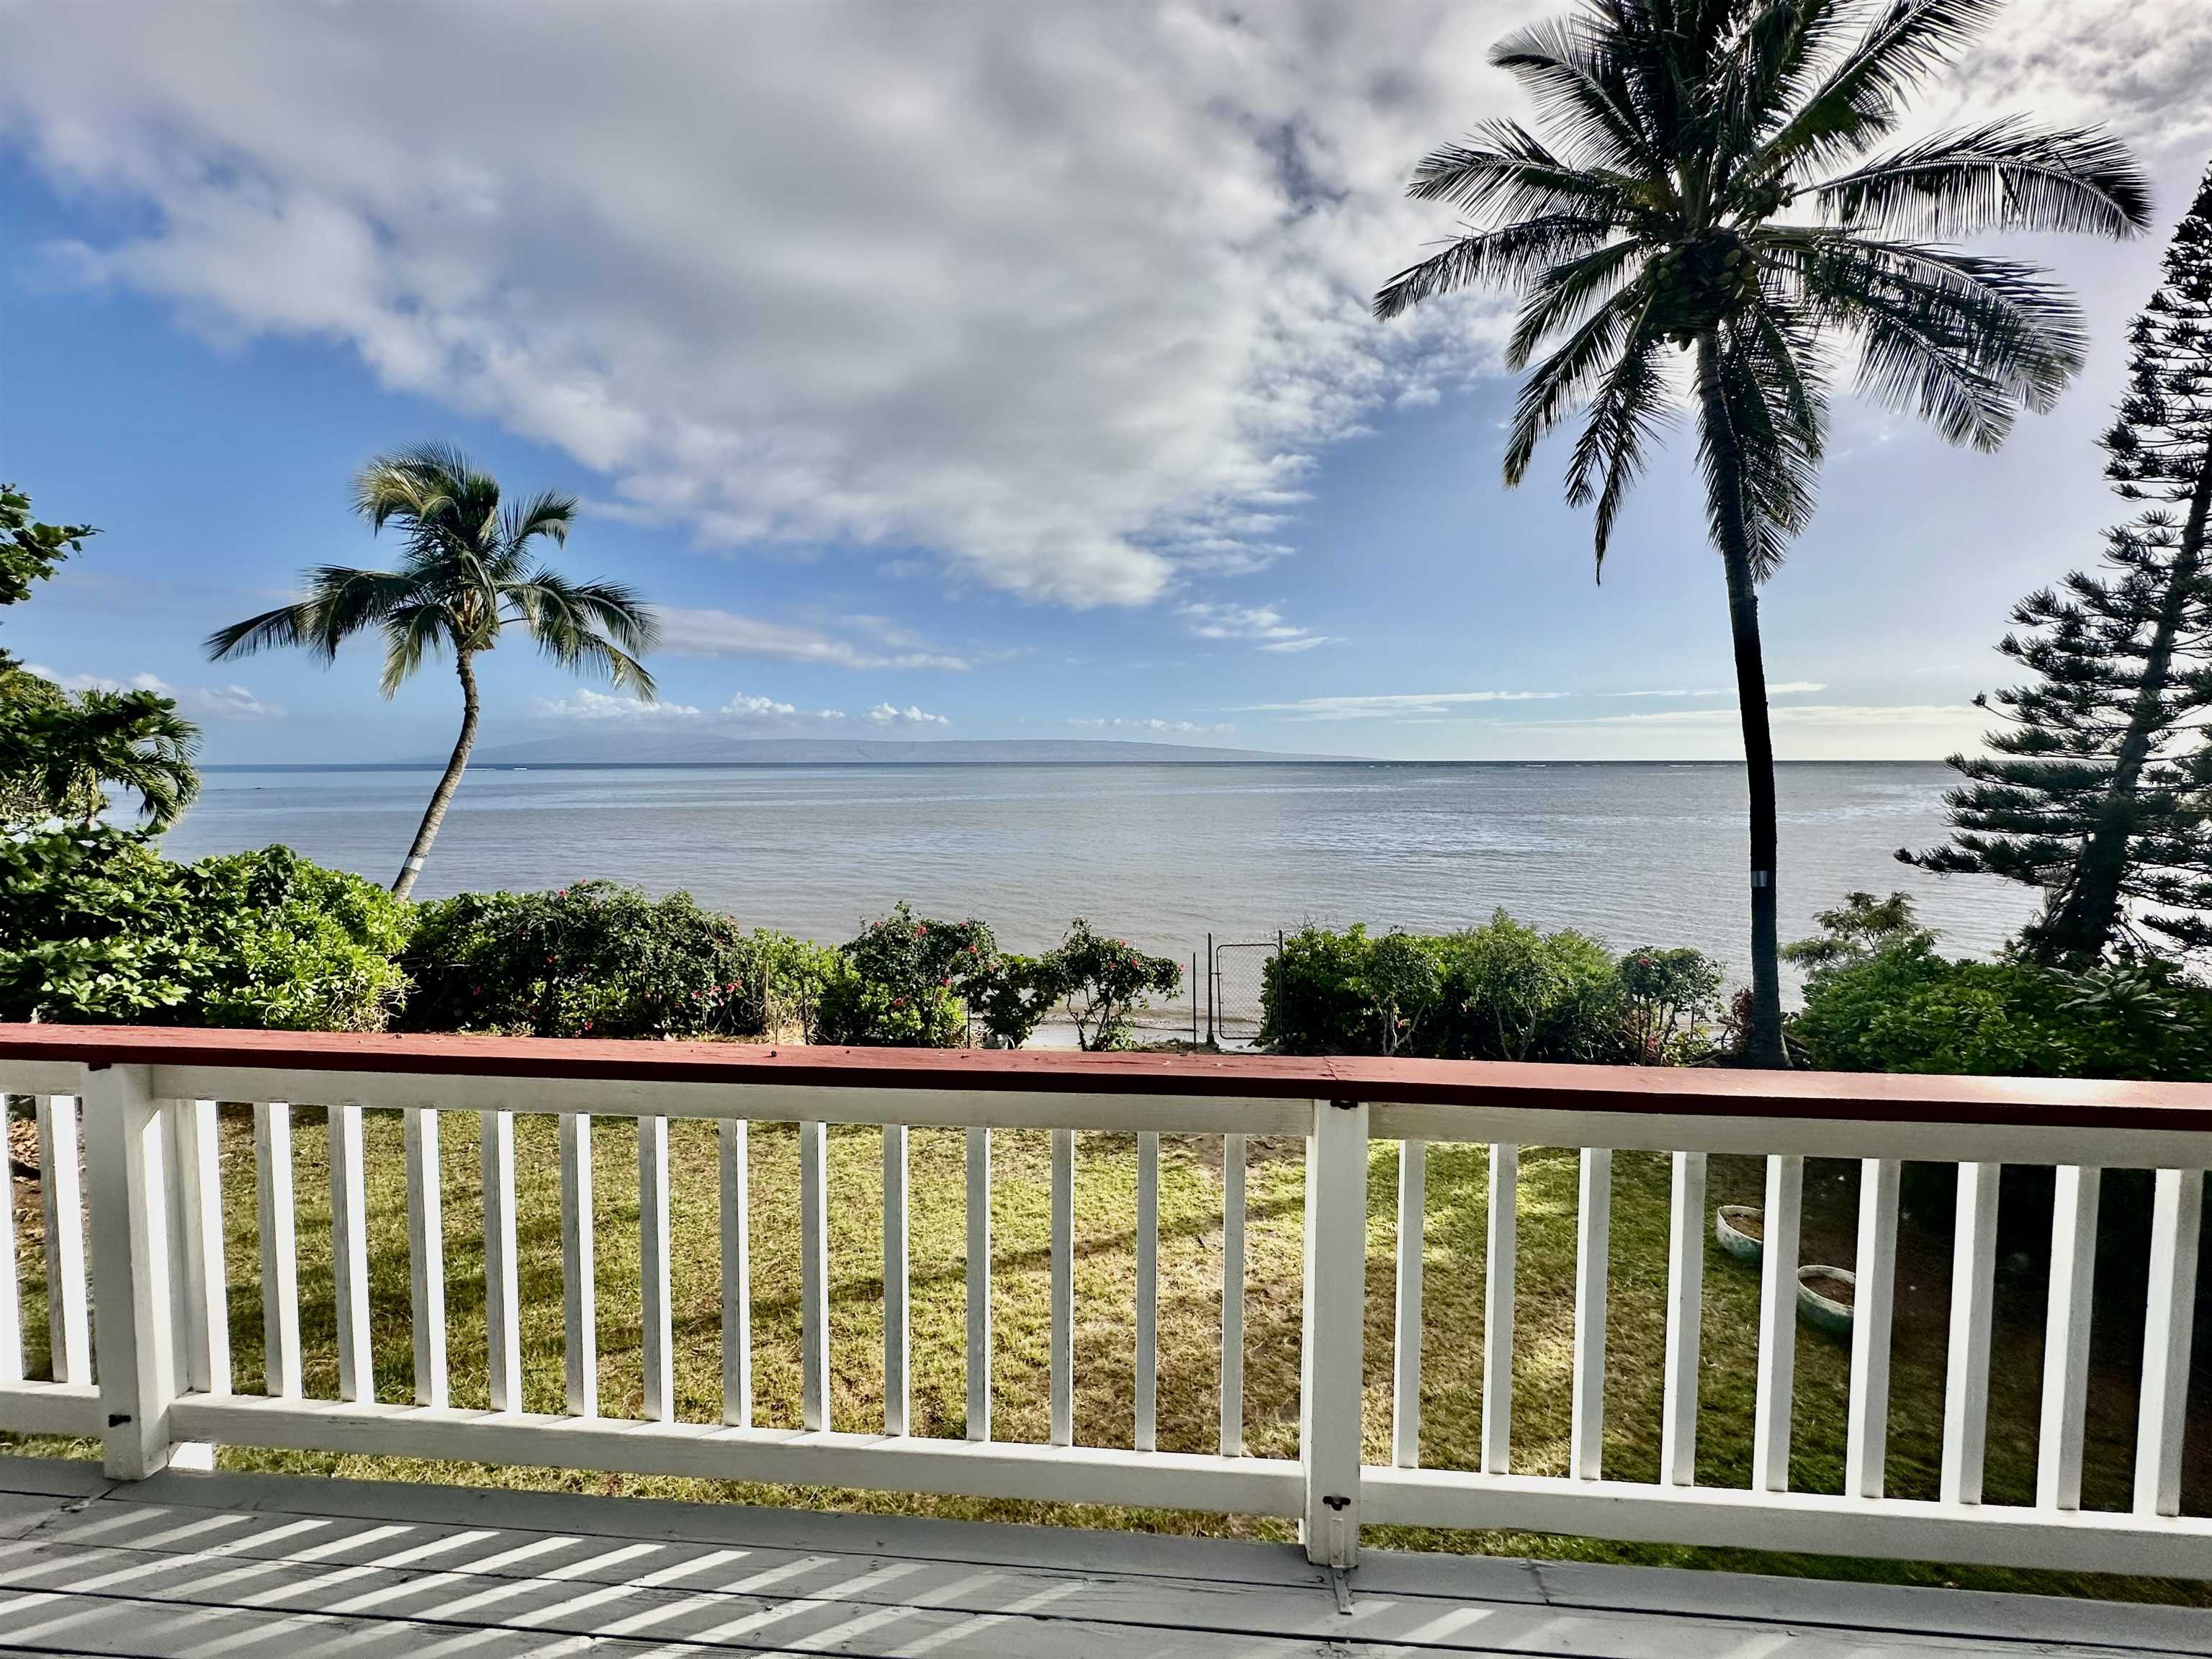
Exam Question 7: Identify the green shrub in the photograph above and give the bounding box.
[400,882,832,1040]
[0,828,409,1030]
[1262,912,1722,1064]
[1792,942,2212,1080]
[1041,919,1181,1051]
[814,902,997,1048]
[972,952,1058,1048]
[186,845,412,1030]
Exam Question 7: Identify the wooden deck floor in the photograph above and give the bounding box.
[0,1457,2200,1658]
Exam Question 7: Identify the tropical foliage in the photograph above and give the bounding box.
[1040,920,1182,1052]
[207,444,657,897]
[1,485,201,830]
[401,882,837,1040]
[814,903,999,1048]
[1261,914,1724,1064]
[1373,0,2150,1063]
[1904,163,2212,966]
[1793,939,2212,1079]
[0,830,409,1030]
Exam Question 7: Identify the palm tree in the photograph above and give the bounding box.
[0,675,201,830]
[210,444,657,899]
[1375,0,2150,1064]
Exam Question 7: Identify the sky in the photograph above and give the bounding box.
[4,0,2212,765]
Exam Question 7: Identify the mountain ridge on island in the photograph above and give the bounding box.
[460,735,1362,765]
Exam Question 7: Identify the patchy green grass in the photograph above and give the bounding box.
[4,1107,2205,1606]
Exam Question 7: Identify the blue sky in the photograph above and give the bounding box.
[4,1,2211,764]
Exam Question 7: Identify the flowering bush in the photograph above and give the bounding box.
[813,902,998,1047]
[400,882,835,1040]
[1040,919,1182,1051]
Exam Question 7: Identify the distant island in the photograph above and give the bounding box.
[459,735,1360,766]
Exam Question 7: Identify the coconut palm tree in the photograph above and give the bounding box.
[209,444,657,899]
[1374,0,2150,1064]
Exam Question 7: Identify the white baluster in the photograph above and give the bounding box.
[1392,1138,1426,1470]
[37,1095,90,1385]
[253,1103,301,1399]
[0,1100,19,1383]
[1941,1161,2000,1506]
[1570,1147,1612,1481]
[639,1114,673,1423]
[482,1110,521,1413]
[719,1118,750,1428]
[559,1111,596,1419]
[2037,1164,2099,1511]
[1845,1157,1900,1499]
[1050,1127,1074,1448]
[1660,1150,1705,1487]
[405,1106,447,1409]
[1753,1154,1804,1493]
[168,1100,229,1398]
[329,1105,372,1404]
[799,1120,829,1433]
[84,1065,175,1480]
[1482,1143,1518,1476]
[884,1123,909,1438]
[964,1125,989,1442]
[1220,1132,1246,1458]
[1300,1099,1368,1569]
[1136,1130,1158,1454]
[2134,1168,2203,1519]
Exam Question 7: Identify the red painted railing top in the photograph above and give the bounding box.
[1,1022,2208,1130]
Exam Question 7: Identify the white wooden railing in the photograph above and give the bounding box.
[0,1026,2205,1580]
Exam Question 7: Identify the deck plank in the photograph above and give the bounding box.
[0,1459,2197,1658]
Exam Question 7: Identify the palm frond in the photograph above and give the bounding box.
[502,489,576,553]
[1504,278,1654,485]
[1506,237,1648,368]
[1489,17,1664,179]
[1745,0,2003,185]
[378,604,455,698]
[1374,216,1619,322]
[507,570,661,657]
[1403,122,1639,222]
[1563,296,1673,575]
[1817,117,2152,239]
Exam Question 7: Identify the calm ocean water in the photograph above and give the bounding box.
[163,762,2036,1007]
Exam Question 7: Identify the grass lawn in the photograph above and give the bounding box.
[4,1102,2206,1606]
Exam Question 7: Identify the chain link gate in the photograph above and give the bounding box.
[1207,932,1280,1048]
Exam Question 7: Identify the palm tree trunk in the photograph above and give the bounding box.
[1696,333,1789,1067]
[2038,455,2212,967]
[392,650,480,900]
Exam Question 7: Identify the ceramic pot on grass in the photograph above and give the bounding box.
[1797,1265,1856,1339]
[1714,1205,1763,1263]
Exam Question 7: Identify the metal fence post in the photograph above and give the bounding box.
[82,1063,181,1480]
[1300,1096,1369,1568]
[1205,932,1214,1043]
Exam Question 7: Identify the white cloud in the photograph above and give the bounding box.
[1558,703,1977,729]
[865,703,950,727]
[24,665,283,720]
[1071,717,1237,735]
[531,688,702,721]
[658,608,970,671]
[0,3,1537,610]
[1244,690,1573,721]
[1179,601,1335,653]
[533,686,852,724]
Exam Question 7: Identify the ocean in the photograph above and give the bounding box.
[163,761,2036,1026]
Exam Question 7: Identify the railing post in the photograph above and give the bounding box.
[82,1064,178,1480]
[1300,1097,1368,1570]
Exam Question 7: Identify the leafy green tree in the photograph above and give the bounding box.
[1,485,201,829]
[1781,889,1936,974]
[1618,944,1725,1060]
[816,902,999,1047]
[1374,0,2149,1063]
[1366,930,1442,1056]
[207,444,657,898]
[1902,163,2212,964]
[1039,920,1182,1051]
